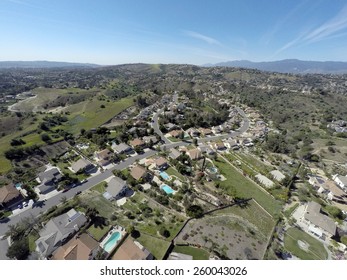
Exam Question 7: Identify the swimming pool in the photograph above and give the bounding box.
[102,231,122,253]
[160,171,171,181]
[161,184,175,195]
[209,167,218,173]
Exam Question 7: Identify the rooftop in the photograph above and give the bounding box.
[304,201,336,236]
[130,165,147,180]
[111,237,152,260]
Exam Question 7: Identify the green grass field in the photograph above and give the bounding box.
[87,224,110,241]
[166,167,185,181]
[62,96,134,134]
[214,157,282,217]
[137,233,171,260]
[284,227,328,260]
[172,246,210,260]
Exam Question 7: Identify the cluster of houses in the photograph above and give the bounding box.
[309,174,347,204]
[34,208,153,260]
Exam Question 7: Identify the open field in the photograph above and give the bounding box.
[284,227,328,260]
[175,203,272,259]
[61,96,134,134]
[9,87,96,113]
[311,137,347,163]
[0,115,45,174]
[214,157,282,217]
[211,200,275,238]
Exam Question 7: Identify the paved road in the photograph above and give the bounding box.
[152,109,171,144]
[0,107,249,237]
[0,149,158,236]
[0,238,9,260]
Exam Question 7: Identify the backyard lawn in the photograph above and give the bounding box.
[87,224,110,241]
[284,227,328,260]
[214,157,282,217]
[137,233,171,260]
[172,245,210,260]
[166,167,185,181]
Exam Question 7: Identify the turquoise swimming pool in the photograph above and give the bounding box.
[160,171,171,181]
[102,231,121,253]
[162,184,175,195]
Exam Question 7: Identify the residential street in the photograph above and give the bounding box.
[0,107,249,237]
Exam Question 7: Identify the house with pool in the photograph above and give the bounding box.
[35,209,87,259]
[100,226,126,256]
[103,176,128,201]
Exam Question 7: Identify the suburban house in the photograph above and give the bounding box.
[35,209,87,259]
[188,148,203,161]
[186,128,200,137]
[242,138,254,147]
[103,177,127,200]
[317,180,347,204]
[333,174,347,191]
[143,135,158,145]
[51,233,100,260]
[37,167,63,194]
[71,158,94,174]
[129,138,145,148]
[169,148,181,160]
[199,128,213,136]
[130,165,148,181]
[112,142,133,154]
[199,145,216,156]
[155,157,169,170]
[270,170,286,182]
[211,126,222,134]
[0,184,24,209]
[165,123,178,131]
[224,139,239,150]
[111,237,153,260]
[168,129,182,138]
[95,149,113,166]
[213,142,226,151]
[303,201,337,239]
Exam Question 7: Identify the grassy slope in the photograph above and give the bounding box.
[211,200,275,238]
[214,157,282,217]
[61,96,134,134]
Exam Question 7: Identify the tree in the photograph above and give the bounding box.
[6,238,30,260]
[41,133,51,143]
[186,205,204,218]
[159,227,170,238]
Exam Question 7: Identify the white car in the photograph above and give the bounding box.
[22,201,28,207]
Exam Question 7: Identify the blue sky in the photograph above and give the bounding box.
[1,0,347,64]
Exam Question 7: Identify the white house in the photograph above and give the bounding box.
[333,174,347,191]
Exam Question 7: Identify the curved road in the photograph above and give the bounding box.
[0,107,249,237]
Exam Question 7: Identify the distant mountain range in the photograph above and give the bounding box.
[204,59,347,74]
[0,61,99,69]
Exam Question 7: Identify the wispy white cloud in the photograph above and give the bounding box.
[304,5,347,42]
[275,4,347,56]
[183,30,223,46]
[261,0,309,45]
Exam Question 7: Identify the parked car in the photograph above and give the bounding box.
[22,201,28,207]
[75,191,82,196]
